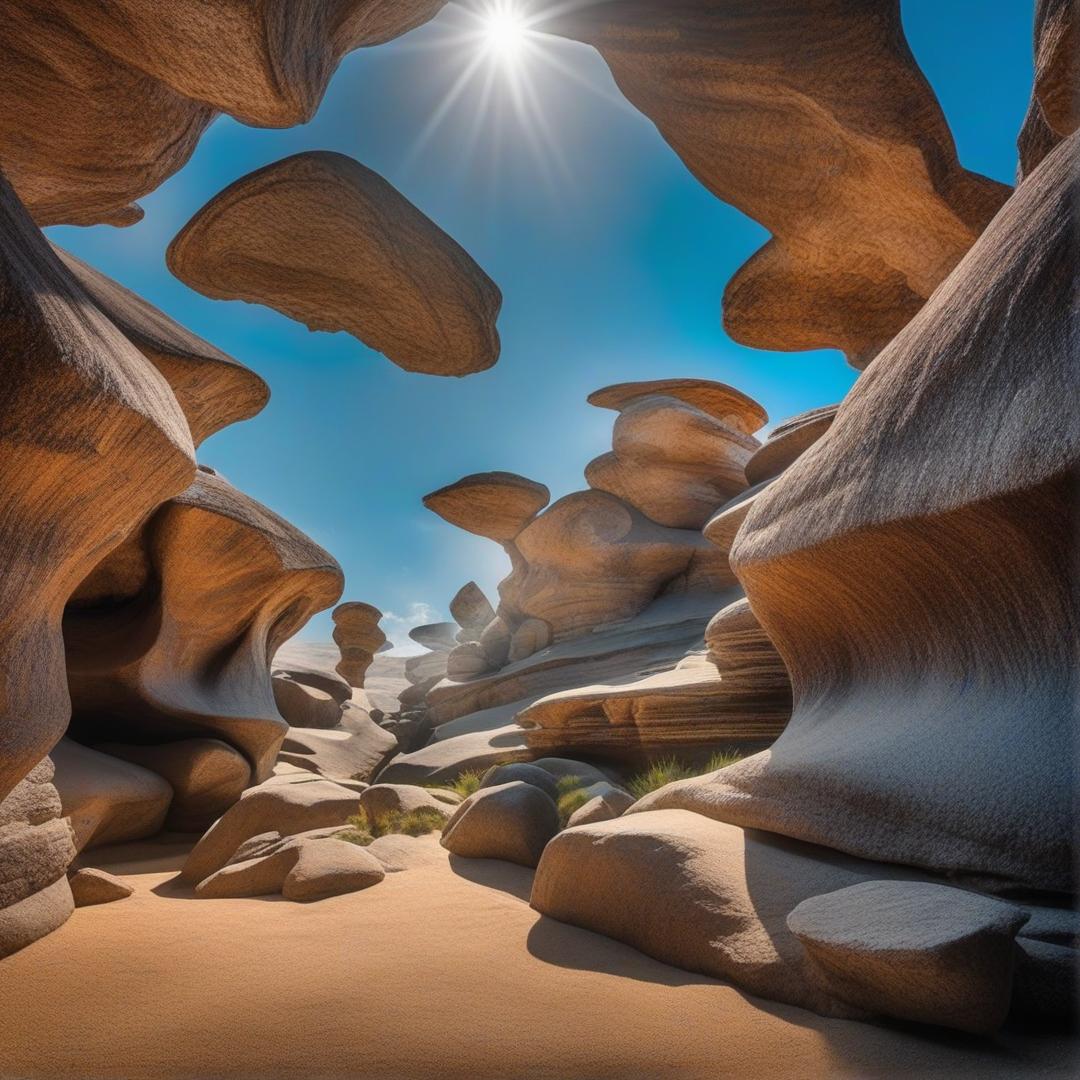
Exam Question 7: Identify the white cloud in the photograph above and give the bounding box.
[381,601,443,656]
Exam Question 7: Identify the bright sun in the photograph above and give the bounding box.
[483,6,529,61]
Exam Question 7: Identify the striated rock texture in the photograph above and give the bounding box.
[64,468,343,791]
[540,0,1010,367]
[1017,0,1078,179]
[0,2,447,226]
[333,602,386,688]
[743,405,838,487]
[167,151,501,376]
[585,380,766,528]
[0,171,194,955]
[423,473,550,543]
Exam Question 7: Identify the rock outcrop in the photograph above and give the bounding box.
[539,0,1010,368]
[449,582,497,643]
[333,602,386,688]
[167,151,501,376]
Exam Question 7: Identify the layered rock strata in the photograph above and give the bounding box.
[333,602,386,688]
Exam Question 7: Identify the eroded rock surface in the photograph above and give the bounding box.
[333,602,386,688]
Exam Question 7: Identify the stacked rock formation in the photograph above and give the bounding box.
[539,0,1010,368]
[333,603,386,689]
[533,128,1079,1029]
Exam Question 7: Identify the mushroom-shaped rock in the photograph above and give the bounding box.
[0,172,193,954]
[50,740,173,852]
[278,725,397,784]
[53,247,268,445]
[441,782,560,868]
[92,739,250,834]
[64,469,343,786]
[588,380,768,434]
[478,763,560,803]
[1017,0,1078,179]
[713,133,1080,895]
[332,602,386,688]
[68,868,133,908]
[180,779,362,885]
[423,472,550,542]
[540,2,1009,367]
[449,582,497,643]
[744,405,839,487]
[167,151,501,376]
[786,881,1028,1034]
[358,784,461,822]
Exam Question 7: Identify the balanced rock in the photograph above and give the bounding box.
[333,602,386,688]
[449,581,497,643]
[423,472,550,542]
[787,881,1028,1034]
[441,782,560,868]
[167,151,501,376]
[68,868,133,908]
[538,0,1009,367]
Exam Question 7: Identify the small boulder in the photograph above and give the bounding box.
[68,868,132,907]
[441,781,559,868]
[359,784,459,821]
[566,782,635,828]
[786,880,1029,1034]
[272,675,342,729]
[281,838,385,901]
[366,834,447,873]
[479,763,559,803]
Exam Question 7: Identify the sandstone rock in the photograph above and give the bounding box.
[194,846,300,899]
[180,779,362,885]
[479,763,559,803]
[366,833,446,874]
[281,839,385,902]
[449,582,497,643]
[786,881,1028,1034]
[409,623,459,653]
[270,663,353,706]
[0,170,191,953]
[701,481,772,558]
[333,602,386,688]
[1017,0,1078,178]
[68,868,133,908]
[507,618,552,664]
[51,740,172,852]
[446,642,491,682]
[93,739,250,833]
[585,381,766,529]
[167,151,500,376]
[278,725,397,784]
[272,676,343,729]
[539,1,1009,367]
[378,714,432,755]
[743,405,838,486]
[65,469,342,785]
[54,247,268,445]
[405,649,450,685]
[441,782,559,868]
[711,132,1079,897]
[358,785,460,821]
[377,725,533,786]
[423,472,550,542]
[477,616,513,670]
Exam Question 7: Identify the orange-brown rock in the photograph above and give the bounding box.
[54,247,268,445]
[332,602,386,688]
[585,380,766,529]
[167,152,501,376]
[423,472,550,542]
[744,405,838,487]
[1017,0,1078,178]
[540,1,1010,367]
[0,172,194,956]
[64,469,343,786]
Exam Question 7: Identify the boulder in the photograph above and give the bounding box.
[376,725,533,786]
[449,582,496,643]
[358,785,460,821]
[180,779,361,885]
[787,881,1028,1034]
[68,868,133,908]
[565,782,635,828]
[278,724,397,784]
[272,676,343,729]
[479,763,559,803]
[281,839,385,902]
[366,833,447,874]
[441,782,560,868]
[167,151,500,376]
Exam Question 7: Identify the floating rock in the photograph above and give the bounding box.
[51,740,172,852]
[332,602,386,688]
[68,868,133,908]
[539,1,1009,367]
[93,738,250,833]
[358,784,460,821]
[479,763,559,803]
[423,472,550,542]
[278,725,397,784]
[441,782,560,868]
[180,779,362,885]
[585,380,766,529]
[787,881,1028,1034]
[167,151,501,376]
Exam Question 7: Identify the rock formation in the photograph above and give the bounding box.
[449,581,497,643]
[539,0,1010,367]
[0,1,447,225]
[533,130,1079,1027]
[167,151,502,376]
[333,602,387,688]
[423,472,551,541]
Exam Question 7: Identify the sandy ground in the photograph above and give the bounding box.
[0,838,1076,1080]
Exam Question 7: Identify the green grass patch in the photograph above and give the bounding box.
[627,752,745,800]
[423,768,483,800]
[339,806,448,846]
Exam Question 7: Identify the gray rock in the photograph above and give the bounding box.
[441,781,559,868]
[479,763,559,802]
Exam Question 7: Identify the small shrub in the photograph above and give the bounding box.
[424,768,483,800]
[627,751,745,800]
[555,773,583,795]
[702,749,744,774]
[556,786,590,826]
[340,806,447,846]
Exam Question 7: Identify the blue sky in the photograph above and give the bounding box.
[48,1,1034,650]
